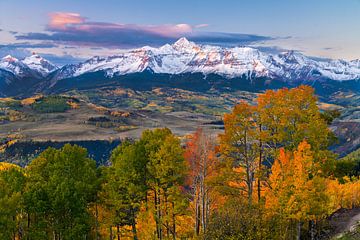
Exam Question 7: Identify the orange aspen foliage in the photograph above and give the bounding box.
[184,128,218,235]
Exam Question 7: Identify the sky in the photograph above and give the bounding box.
[0,0,359,65]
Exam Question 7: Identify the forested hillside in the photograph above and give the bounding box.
[1,86,359,240]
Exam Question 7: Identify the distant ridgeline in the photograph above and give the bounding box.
[1,139,121,166]
[0,38,359,98]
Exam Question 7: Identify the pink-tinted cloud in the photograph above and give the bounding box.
[47,12,193,38]
[145,24,193,37]
[49,12,86,30]
[17,12,272,48]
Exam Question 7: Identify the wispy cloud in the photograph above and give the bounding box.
[194,24,210,29]
[323,47,333,51]
[16,12,273,48]
[0,42,57,49]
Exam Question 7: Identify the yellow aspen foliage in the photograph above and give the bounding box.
[265,141,332,222]
[326,177,360,210]
[257,86,335,173]
[0,162,21,171]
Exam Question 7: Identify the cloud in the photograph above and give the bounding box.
[16,12,273,48]
[0,42,83,66]
[0,42,57,49]
[40,53,85,66]
[249,45,290,54]
[0,48,31,60]
[44,12,193,38]
[0,47,83,66]
[194,24,209,28]
[48,12,86,30]
[187,32,273,46]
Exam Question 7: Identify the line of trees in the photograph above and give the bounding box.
[1,86,360,239]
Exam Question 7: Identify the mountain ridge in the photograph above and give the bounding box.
[0,38,359,97]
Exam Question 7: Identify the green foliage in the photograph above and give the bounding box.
[24,144,98,239]
[335,148,360,178]
[102,140,147,228]
[100,129,188,239]
[32,95,70,113]
[206,200,277,240]
[0,165,25,240]
[0,86,356,239]
[320,109,341,125]
[1,99,22,110]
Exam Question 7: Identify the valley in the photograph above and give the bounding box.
[1,84,359,165]
[1,1,360,239]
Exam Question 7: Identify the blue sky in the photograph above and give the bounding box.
[0,0,359,64]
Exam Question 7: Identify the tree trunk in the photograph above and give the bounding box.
[154,188,163,240]
[172,201,176,240]
[202,145,207,233]
[258,124,262,203]
[27,213,30,240]
[309,220,315,240]
[201,184,206,233]
[158,189,163,240]
[109,226,113,240]
[244,130,253,206]
[95,203,99,240]
[195,192,200,236]
[154,190,159,239]
[131,218,138,240]
[164,192,170,237]
[296,221,301,240]
[117,225,120,240]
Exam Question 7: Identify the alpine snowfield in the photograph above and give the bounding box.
[1,38,360,82]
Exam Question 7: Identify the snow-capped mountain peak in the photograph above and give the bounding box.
[2,55,19,62]
[2,38,360,83]
[53,39,360,81]
[21,54,57,76]
[0,55,29,76]
[172,37,199,53]
[0,54,58,78]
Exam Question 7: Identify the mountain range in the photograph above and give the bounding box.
[0,38,359,97]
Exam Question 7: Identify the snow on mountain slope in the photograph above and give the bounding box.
[22,54,57,76]
[0,54,57,78]
[0,55,30,76]
[60,38,360,81]
[1,38,360,82]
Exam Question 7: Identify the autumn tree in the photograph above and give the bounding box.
[257,85,336,173]
[219,101,259,205]
[265,141,331,240]
[216,86,337,238]
[184,128,218,235]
